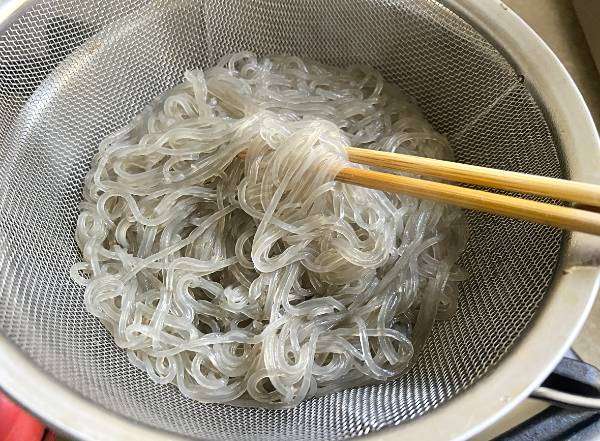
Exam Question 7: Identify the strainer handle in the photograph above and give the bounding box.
[532,387,600,411]
[531,355,600,411]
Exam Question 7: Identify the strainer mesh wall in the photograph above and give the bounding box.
[0,0,563,439]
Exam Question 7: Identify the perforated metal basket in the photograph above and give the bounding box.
[0,0,599,439]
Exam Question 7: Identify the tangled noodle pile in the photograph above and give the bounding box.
[71,52,466,406]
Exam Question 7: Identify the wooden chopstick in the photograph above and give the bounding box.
[346,147,600,207]
[336,167,600,236]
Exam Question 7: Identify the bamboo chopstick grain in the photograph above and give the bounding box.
[345,147,600,207]
[335,167,600,235]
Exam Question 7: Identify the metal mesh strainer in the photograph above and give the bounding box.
[0,0,598,439]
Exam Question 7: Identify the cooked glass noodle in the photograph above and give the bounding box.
[72,52,467,407]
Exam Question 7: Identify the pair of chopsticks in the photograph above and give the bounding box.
[333,147,600,235]
[238,146,600,234]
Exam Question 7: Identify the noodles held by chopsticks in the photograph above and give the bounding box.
[71,52,466,406]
